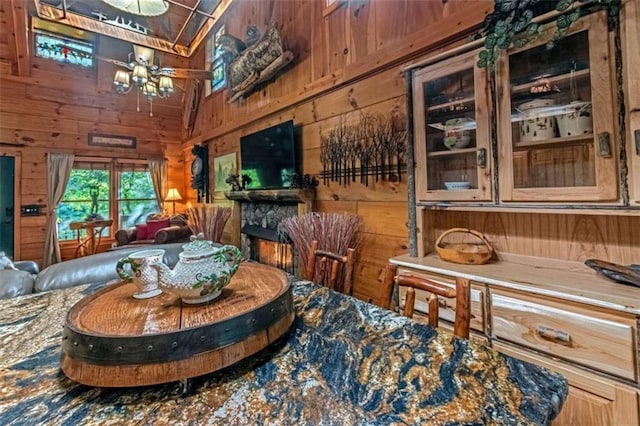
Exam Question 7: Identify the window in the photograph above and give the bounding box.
[57,160,159,241]
[34,29,94,68]
[205,25,227,96]
[118,165,159,229]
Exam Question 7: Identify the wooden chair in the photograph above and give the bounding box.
[304,240,356,295]
[381,263,471,338]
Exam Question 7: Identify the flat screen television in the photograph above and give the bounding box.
[240,120,298,190]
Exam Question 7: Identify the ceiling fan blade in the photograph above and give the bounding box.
[155,67,212,80]
[95,55,134,70]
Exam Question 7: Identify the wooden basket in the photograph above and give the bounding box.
[435,228,494,265]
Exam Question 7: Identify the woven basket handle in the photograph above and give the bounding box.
[436,228,494,254]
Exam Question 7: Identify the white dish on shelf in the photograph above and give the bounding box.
[444,181,471,190]
[518,98,557,142]
[556,101,593,137]
[443,117,473,149]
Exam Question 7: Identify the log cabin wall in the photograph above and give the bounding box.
[185,0,493,304]
[0,2,187,264]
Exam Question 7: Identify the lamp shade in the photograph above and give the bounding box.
[132,64,148,85]
[143,81,158,98]
[158,76,174,95]
[113,70,130,90]
[165,188,182,201]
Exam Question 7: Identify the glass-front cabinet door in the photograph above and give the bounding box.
[412,49,492,202]
[497,11,617,202]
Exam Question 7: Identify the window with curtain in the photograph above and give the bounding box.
[205,24,227,96]
[117,163,159,228]
[57,160,159,241]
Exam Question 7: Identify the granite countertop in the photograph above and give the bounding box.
[0,279,567,425]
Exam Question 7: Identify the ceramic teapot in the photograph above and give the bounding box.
[150,233,242,304]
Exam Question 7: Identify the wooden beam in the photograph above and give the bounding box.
[187,0,235,56]
[11,0,30,76]
[32,0,190,57]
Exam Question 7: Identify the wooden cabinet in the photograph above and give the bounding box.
[622,0,640,206]
[411,49,493,202]
[495,342,639,426]
[389,254,640,424]
[497,11,618,202]
[407,9,640,208]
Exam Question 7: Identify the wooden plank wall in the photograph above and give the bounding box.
[0,2,188,264]
[185,0,492,304]
[425,211,640,266]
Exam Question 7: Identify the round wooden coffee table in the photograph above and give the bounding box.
[60,262,294,387]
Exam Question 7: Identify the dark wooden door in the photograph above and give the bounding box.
[0,156,14,258]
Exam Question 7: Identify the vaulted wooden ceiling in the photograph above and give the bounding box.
[29,0,234,57]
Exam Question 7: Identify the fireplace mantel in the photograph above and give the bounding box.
[224,189,316,251]
[224,189,315,204]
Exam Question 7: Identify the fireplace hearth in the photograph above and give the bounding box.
[225,189,315,274]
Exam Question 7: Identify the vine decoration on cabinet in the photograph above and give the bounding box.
[319,112,407,187]
[477,0,621,69]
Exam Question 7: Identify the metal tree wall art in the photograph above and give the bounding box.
[320,112,407,187]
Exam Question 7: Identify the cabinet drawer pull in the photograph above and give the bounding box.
[477,148,487,168]
[634,129,640,156]
[597,132,612,158]
[536,326,572,345]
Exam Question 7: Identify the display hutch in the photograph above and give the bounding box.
[394,3,640,425]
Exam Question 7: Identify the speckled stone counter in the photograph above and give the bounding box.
[0,279,567,425]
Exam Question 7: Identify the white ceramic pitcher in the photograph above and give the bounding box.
[116,249,165,299]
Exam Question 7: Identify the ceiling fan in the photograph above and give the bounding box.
[97,45,214,81]
[96,45,213,116]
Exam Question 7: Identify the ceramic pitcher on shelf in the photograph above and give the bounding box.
[116,249,165,299]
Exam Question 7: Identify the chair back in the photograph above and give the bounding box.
[381,263,471,338]
[304,240,356,295]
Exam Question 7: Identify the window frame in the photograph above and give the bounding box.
[33,28,95,68]
[57,158,159,243]
[205,24,227,97]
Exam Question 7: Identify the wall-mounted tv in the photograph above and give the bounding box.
[240,120,298,190]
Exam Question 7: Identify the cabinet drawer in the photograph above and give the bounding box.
[491,290,637,381]
[397,268,485,333]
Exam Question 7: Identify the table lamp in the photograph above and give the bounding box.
[165,188,182,214]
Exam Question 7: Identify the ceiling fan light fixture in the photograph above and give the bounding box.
[158,76,173,95]
[100,0,170,17]
[131,64,148,85]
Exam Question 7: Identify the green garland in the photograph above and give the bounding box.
[478,0,621,69]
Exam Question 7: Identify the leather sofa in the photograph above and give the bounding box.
[114,214,192,246]
[115,225,192,246]
[0,260,39,299]
[0,243,185,299]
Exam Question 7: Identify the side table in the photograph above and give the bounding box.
[69,219,113,257]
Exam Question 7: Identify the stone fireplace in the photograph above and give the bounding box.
[225,189,315,274]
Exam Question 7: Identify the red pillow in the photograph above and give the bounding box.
[146,218,171,239]
[135,224,149,240]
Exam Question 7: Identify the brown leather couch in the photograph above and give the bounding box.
[114,214,192,246]
[115,224,192,246]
